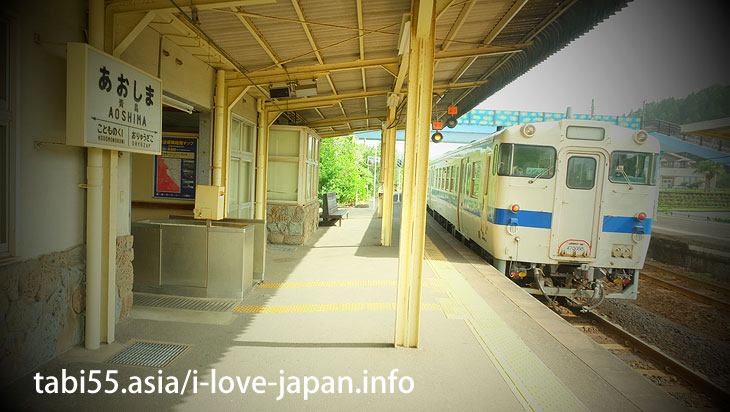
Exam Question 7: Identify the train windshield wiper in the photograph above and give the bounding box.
[528,166,553,184]
[616,165,634,190]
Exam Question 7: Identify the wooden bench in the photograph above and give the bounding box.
[320,192,349,226]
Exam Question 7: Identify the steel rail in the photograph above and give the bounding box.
[639,267,730,311]
[581,309,730,404]
[644,263,730,296]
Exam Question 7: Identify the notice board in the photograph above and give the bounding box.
[154,136,197,199]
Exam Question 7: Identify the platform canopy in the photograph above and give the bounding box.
[107,0,629,138]
[681,118,730,144]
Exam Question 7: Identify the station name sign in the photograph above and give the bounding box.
[66,42,162,155]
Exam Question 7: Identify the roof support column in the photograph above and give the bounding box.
[213,70,226,187]
[86,0,119,349]
[381,95,398,246]
[394,0,436,348]
[378,130,385,218]
[254,98,269,220]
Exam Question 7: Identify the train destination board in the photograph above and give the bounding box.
[66,42,162,155]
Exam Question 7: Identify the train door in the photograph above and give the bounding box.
[456,158,468,231]
[550,151,604,259]
[480,153,491,238]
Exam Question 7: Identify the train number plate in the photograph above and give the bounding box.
[558,240,590,257]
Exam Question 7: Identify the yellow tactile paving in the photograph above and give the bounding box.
[233,303,443,314]
[424,238,587,412]
[436,297,469,319]
[257,280,397,288]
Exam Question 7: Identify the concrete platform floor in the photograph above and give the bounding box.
[7,205,687,411]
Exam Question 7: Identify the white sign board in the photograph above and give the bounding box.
[66,42,162,154]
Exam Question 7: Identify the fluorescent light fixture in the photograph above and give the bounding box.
[162,94,194,114]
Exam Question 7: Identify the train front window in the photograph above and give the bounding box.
[609,151,656,185]
[497,143,556,179]
[566,156,597,190]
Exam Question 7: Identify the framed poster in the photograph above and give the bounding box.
[154,136,197,199]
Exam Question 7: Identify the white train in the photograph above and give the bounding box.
[427,119,660,308]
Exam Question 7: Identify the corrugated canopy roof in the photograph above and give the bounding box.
[110,0,629,138]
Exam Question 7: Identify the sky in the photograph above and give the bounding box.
[358,0,730,158]
[478,0,730,116]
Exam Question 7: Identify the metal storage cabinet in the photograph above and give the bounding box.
[132,219,254,299]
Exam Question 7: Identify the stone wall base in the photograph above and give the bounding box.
[266,202,319,245]
[0,235,135,385]
[0,246,85,385]
[116,235,134,322]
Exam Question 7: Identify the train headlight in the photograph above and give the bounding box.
[510,204,520,213]
[636,212,646,221]
[632,130,648,145]
[520,123,536,138]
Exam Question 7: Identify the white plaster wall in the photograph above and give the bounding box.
[231,94,257,122]
[13,0,87,259]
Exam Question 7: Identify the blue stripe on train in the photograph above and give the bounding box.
[487,207,553,229]
[434,194,650,234]
[602,216,652,234]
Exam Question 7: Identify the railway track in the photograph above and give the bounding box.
[566,307,730,408]
[641,264,730,311]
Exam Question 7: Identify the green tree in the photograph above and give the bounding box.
[627,85,730,124]
[319,136,374,205]
[695,160,726,190]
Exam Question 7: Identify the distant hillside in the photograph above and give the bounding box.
[627,84,730,124]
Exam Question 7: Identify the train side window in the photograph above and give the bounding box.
[484,158,491,195]
[497,143,556,179]
[566,156,597,190]
[470,162,480,197]
[449,166,456,192]
[497,144,512,175]
[464,164,471,194]
[492,145,499,176]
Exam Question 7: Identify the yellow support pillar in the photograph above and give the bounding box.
[87,0,118,348]
[213,70,226,188]
[378,131,385,218]
[381,95,398,246]
[394,0,436,348]
[254,98,269,220]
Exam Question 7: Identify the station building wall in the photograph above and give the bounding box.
[0,0,307,385]
[1,0,89,385]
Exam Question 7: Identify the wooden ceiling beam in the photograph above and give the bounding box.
[227,43,528,86]
[291,0,350,128]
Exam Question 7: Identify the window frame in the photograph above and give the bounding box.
[228,114,257,218]
[0,13,16,258]
[565,156,597,190]
[608,150,657,186]
[566,125,605,141]
[496,143,557,179]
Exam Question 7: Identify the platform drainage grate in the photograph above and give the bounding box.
[133,293,240,312]
[107,341,189,368]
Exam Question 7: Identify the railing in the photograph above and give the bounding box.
[643,119,730,154]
